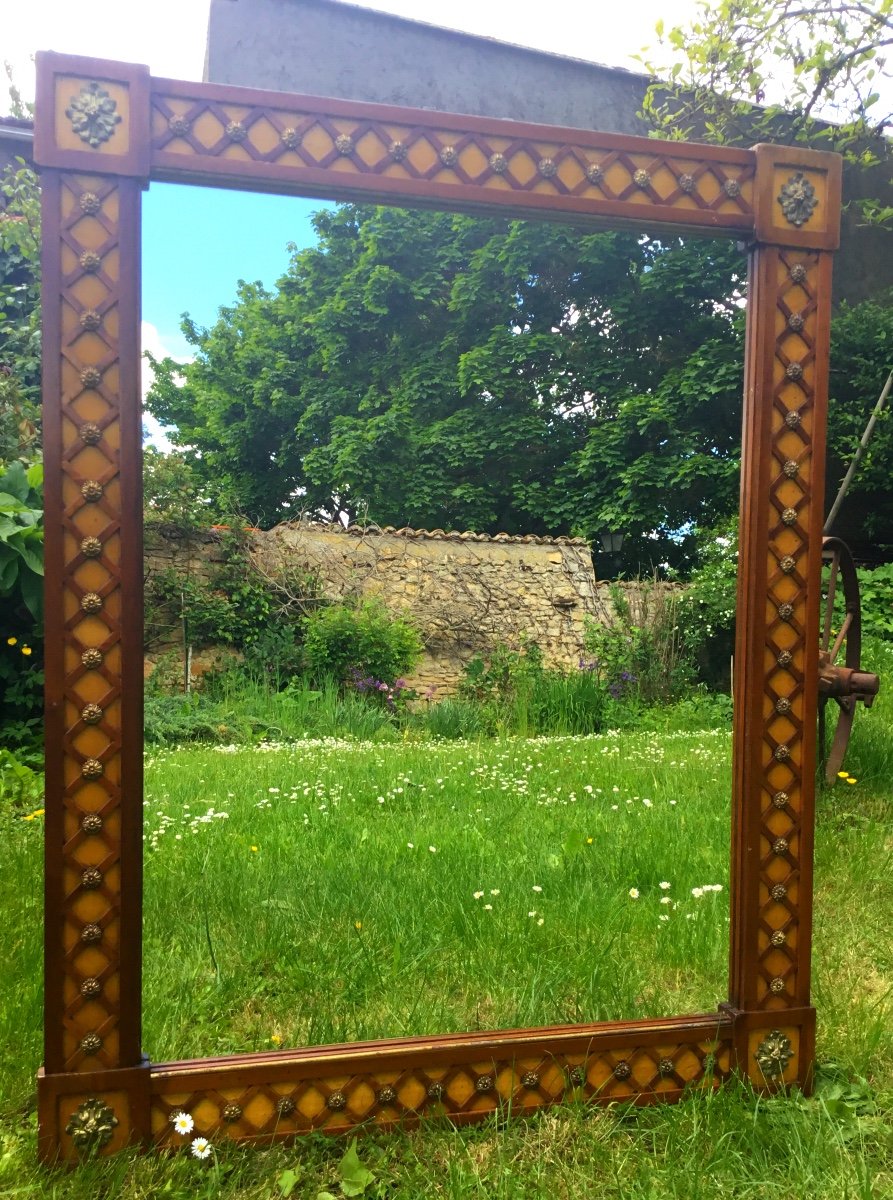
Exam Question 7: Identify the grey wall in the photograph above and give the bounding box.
[205,0,891,307]
[205,0,649,133]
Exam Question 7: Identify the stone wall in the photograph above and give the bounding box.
[144,522,602,693]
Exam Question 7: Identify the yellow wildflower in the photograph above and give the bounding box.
[21,646,32,656]
[354,921,363,931]
[250,845,258,852]
[837,771,848,779]
[845,777,857,785]
[270,1034,282,1046]
[6,636,16,646]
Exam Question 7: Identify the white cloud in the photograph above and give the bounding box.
[141,320,189,452]
[5,2,209,103]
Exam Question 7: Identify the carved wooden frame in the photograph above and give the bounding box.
[33,51,842,1161]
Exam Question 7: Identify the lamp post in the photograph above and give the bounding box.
[598,529,625,578]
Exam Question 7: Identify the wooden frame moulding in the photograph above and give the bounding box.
[32,51,842,1161]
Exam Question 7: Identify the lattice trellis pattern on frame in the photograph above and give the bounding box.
[755,249,826,1010]
[149,81,757,233]
[33,52,842,1162]
[148,1026,733,1147]
[44,169,125,1070]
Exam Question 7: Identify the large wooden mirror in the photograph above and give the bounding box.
[34,51,840,1160]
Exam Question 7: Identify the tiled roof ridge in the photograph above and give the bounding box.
[275,521,590,546]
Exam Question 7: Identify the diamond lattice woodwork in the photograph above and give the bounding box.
[149,1028,733,1146]
[149,80,756,234]
[41,169,143,1079]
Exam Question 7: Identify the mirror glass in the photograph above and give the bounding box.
[140,182,745,1061]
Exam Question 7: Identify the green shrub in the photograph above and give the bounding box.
[858,562,893,641]
[459,642,542,733]
[0,460,44,757]
[0,747,43,812]
[585,578,695,705]
[670,522,739,689]
[144,676,402,744]
[301,598,422,686]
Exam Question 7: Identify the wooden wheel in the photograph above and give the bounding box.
[818,536,879,784]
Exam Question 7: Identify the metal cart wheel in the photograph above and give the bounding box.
[818,536,880,784]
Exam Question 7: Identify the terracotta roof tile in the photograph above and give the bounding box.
[330,522,589,546]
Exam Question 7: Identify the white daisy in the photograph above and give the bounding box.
[172,1111,193,1136]
[629,888,640,899]
[191,1137,212,1159]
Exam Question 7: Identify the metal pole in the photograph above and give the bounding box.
[824,370,893,535]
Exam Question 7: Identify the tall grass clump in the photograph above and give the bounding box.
[458,642,607,737]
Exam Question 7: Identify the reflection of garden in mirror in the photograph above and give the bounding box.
[139,182,746,1061]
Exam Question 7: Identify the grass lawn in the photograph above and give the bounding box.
[0,643,891,1197]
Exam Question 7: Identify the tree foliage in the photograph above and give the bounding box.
[0,115,43,752]
[0,161,41,461]
[826,290,893,539]
[146,205,747,569]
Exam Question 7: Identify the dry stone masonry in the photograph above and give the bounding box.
[144,522,660,693]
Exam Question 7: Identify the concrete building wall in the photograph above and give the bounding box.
[205,0,648,134]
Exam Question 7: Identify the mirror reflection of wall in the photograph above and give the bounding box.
[141,185,743,1060]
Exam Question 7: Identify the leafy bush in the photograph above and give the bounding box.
[145,676,401,744]
[0,161,41,463]
[584,578,695,704]
[302,598,422,686]
[144,693,239,745]
[0,460,44,755]
[675,520,738,688]
[0,747,43,811]
[857,563,893,641]
[0,459,43,623]
[0,635,42,755]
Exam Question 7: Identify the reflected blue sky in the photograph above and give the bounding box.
[142,182,332,360]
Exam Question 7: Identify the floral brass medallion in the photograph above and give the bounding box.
[65,81,122,148]
[65,1097,118,1149]
[777,172,818,227]
[755,1030,793,1079]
